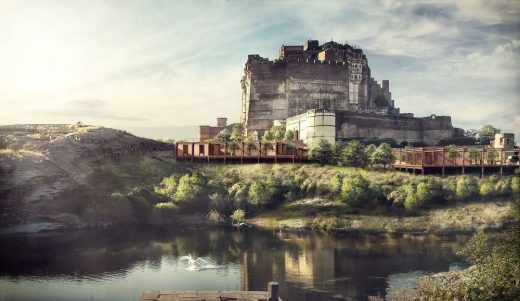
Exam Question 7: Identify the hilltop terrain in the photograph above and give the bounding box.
[0,124,173,226]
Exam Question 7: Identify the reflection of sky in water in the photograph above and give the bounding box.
[0,227,469,301]
[0,256,241,301]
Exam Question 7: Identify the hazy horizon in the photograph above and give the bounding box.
[1,0,519,141]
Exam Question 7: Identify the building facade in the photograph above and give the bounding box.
[240,40,461,146]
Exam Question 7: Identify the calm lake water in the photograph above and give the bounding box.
[0,226,468,301]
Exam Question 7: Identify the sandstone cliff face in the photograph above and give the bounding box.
[0,124,172,226]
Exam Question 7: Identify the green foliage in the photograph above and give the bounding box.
[479,176,512,198]
[208,192,233,216]
[260,141,273,153]
[512,176,520,196]
[372,143,395,167]
[486,149,499,163]
[270,125,286,141]
[154,175,178,200]
[228,141,240,155]
[244,138,257,154]
[262,129,274,142]
[228,182,249,209]
[419,226,520,301]
[388,176,445,212]
[309,139,334,165]
[455,175,479,202]
[284,129,295,140]
[215,129,231,142]
[332,141,346,165]
[446,144,459,162]
[365,144,377,165]
[230,209,246,224]
[231,123,245,141]
[330,174,345,195]
[153,202,177,216]
[468,148,481,163]
[175,173,206,202]
[248,181,272,208]
[300,178,317,195]
[478,124,500,145]
[341,140,368,167]
[340,173,375,208]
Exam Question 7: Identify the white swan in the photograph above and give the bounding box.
[179,254,218,271]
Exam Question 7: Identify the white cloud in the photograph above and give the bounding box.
[0,0,518,141]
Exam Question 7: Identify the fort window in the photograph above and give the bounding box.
[199,145,205,155]
[182,145,189,156]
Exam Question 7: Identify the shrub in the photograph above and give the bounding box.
[300,178,317,195]
[455,175,479,202]
[309,139,334,165]
[230,209,246,224]
[207,210,224,223]
[512,176,520,196]
[175,173,206,202]
[248,181,272,209]
[154,202,177,213]
[154,175,178,200]
[341,140,368,167]
[419,226,520,301]
[209,192,233,216]
[340,173,374,207]
[330,174,345,195]
[372,143,395,168]
[228,182,249,208]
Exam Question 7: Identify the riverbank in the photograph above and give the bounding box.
[249,199,517,234]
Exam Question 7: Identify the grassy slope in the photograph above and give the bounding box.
[195,163,518,233]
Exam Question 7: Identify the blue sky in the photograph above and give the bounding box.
[0,0,518,140]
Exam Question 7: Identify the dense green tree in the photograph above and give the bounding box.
[309,139,334,165]
[341,140,368,167]
[372,143,395,168]
[478,124,500,145]
[262,129,274,141]
[244,138,257,154]
[284,129,295,140]
[446,144,459,163]
[215,129,231,142]
[270,125,286,141]
[365,144,377,166]
[231,123,245,141]
[332,141,346,165]
[228,141,240,155]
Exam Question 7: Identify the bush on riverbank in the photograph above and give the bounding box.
[67,157,519,225]
[417,224,520,301]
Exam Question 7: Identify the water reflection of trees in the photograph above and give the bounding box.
[0,227,468,301]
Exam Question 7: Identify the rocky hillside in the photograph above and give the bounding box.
[0,123,173,226]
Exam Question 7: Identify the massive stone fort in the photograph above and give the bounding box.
[239,40,462,146]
